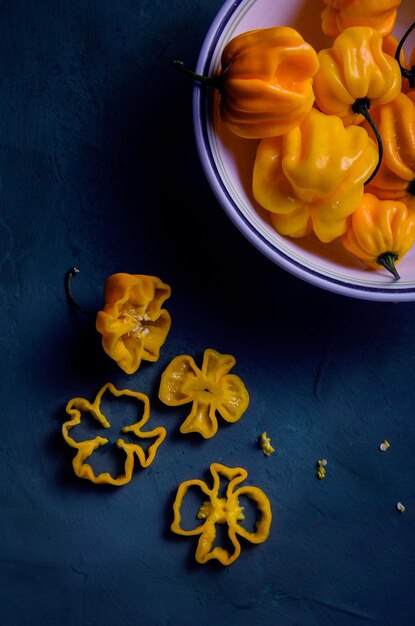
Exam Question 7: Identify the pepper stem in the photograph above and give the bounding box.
[377,252,400,280]
[171,59,221,89]
[352,98,383,185]
[395,20,415,88]
[65,267,96,316]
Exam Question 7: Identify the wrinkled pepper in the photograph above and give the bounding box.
[171,463,272,565]
[342,193,415,279]
[158,348,249,438]
[174,26,319,138]
[96,273,171,375]
[362,92,415,208]
[394,20,415,90]
[321,0,401,38]
[62,383,166,485]
[252,107,378,242]
[313,26,402,126]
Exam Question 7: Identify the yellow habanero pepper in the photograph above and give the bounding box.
[96,273,171,375]
[342,193,415,279]
[171,463,272,565]
[173,26,319,139]
[321,0,401,39]
[252,108,378,243]
[362,92,415,209]
[313,26,402,126]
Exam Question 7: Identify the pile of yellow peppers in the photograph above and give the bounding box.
[193,0,415,279]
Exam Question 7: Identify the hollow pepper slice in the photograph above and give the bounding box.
[171,463,272,565]
[62,383,166,485]
[313,26,402,125]
[252,107,378,242]
[158,348,249,438]
[362,92,415,208]
[96,273,171,375]
[342,193,415,279]
[321,0,401,38]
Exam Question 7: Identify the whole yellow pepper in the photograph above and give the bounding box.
[342,193,415,279]
[362,92,415,208]
[321,0,401,38]
[173,26,319,138]
[252,108,378,243]
[313,26,402,126]
[96,273,171,374]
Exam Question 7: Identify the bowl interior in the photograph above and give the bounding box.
[194,0,415,301]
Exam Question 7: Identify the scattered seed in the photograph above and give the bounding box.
[317,459,327,479]
[259,432,275,457]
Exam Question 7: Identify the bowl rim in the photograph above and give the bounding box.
[192,0,415,302]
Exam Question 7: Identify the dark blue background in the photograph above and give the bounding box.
[2,1,415,624]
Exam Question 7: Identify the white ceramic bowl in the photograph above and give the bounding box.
[193,0,415,301]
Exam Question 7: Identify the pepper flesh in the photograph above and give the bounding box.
[171,463,272,565]
[313,26,402,125]
[362,92,415,208]
[321,0,401,38]
[158,348,249,438]
[96,273,171,375]
[62,383,166,486]
[217,26,319,138]
[342,193,415,276]
[252,107,378,242]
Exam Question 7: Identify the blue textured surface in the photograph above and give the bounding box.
[2,1,415,625]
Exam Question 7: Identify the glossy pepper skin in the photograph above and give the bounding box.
[216,26,319,138]
[171,463,272,565]
[158,348,249,438]
[252,108,378,242]
[96,273,171,375]
[363,93,415,208]
[314,26,402,125]
[321,0,401,38]
[342,193,415,278]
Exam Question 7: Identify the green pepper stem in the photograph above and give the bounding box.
[377,252,400,280]
[171,59,221,89]
[395,20,415,88]
[65,267,96,316]
[352,98,383,185]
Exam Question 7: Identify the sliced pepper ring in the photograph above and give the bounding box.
[158,348,250,438]
[62,382,166,486]
[171,463,272,565]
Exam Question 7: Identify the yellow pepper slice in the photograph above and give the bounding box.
[321,0,401,38]
[96,273,171,375]
[342,193,415,279]
[171,463,272,565]
[313,26,402,126]
[252,107,378,242]
[158,348,249,438]
[62,383,166,485]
